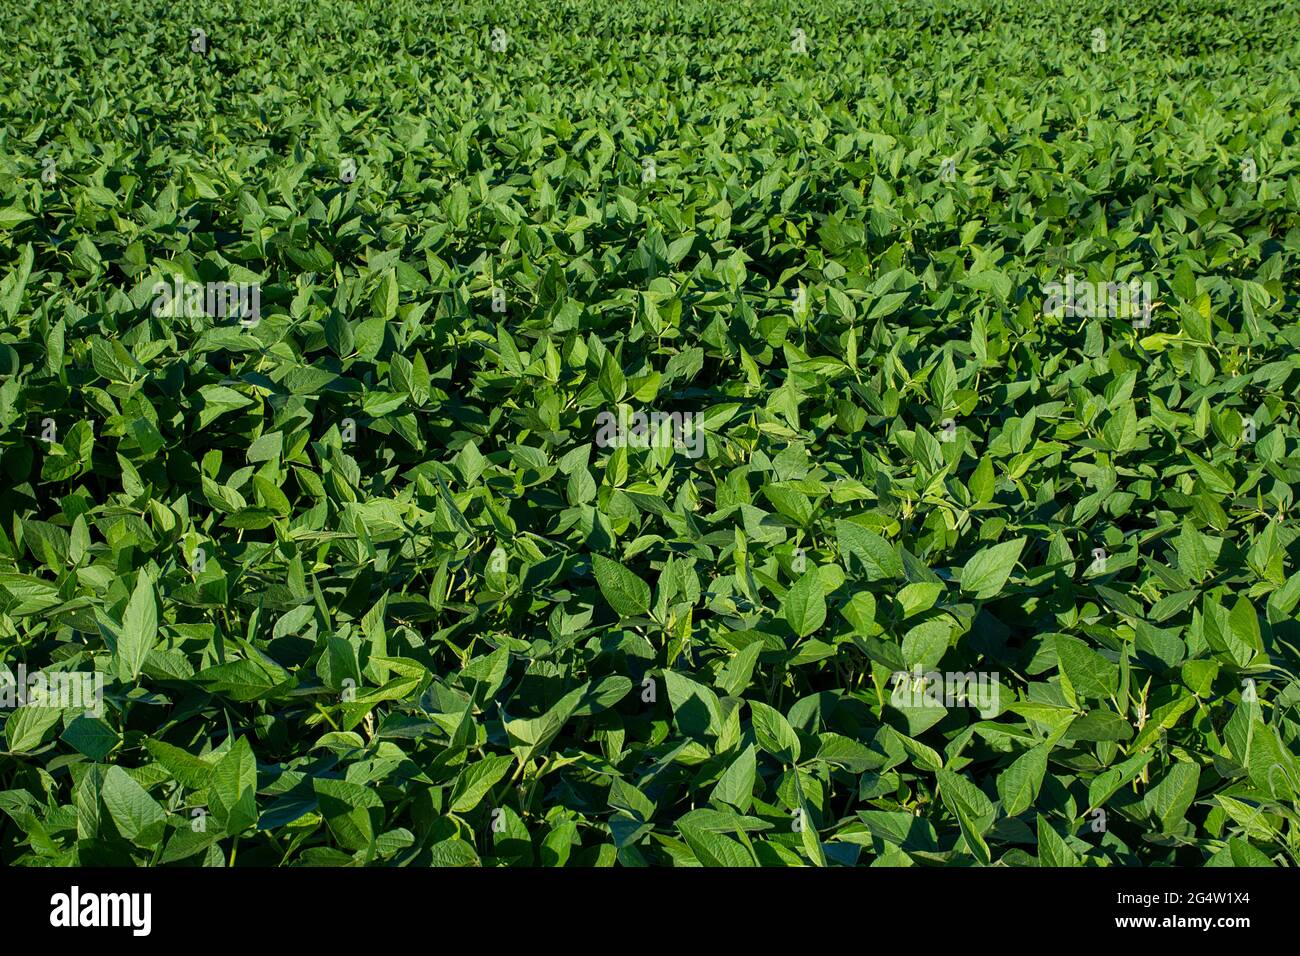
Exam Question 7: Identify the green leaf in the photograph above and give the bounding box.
[937,769,993,865]
[901,618,951,670]
[246,431,284,463]
[1102,401,1138,453]
[451,755,514,813]
[209,737,258,835]
[679,823,755,867]
[1054,634,1118,699]
[996,742,1049,817]
[1207,838,1275,867]
[505,683,587,761]
[117,572,158,681]
[835,520,903,580]
[663,670,722,740]
[592,554,651,618]
[711,744,757,811]
[1036,813,1080,867]
[313,777,381,852]
[4,705,62,753]
[782,569,826,637]
[749,701,801,764]
[144,738,215,790]
[101,766,166,848]
[1143,761,1200,832]
[61,715,119,761]
[960,537,1026,600]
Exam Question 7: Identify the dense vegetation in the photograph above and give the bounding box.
[1,0,1299,866]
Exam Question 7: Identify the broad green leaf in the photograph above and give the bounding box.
[4,705,62,753]
[592,554,651,618]
[937,769,993,865]
[1143,761,1200,832]
[209,737,258,835]
[451,755,514,813]
[1036,813,1080,867]
[960,538,1026,600]
[117,572,158,681]
[782,569,826,637]
[835,521,903,580]
[749,701,800,764]
[996,742,1049,817]
[101,766,167,848]
[711,744,757,811]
